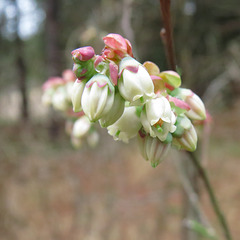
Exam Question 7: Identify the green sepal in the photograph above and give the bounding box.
[169,88,180,97]
[73,59,96,80]
[151,161,159,168]
[170,101,187,115]
[135,106,143,118]
[163,133,172,144]
[172,125,184,138]
[159,71,181,88]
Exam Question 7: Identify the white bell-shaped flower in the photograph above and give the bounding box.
[42,88,54,106]
[107,106,142,143]
[81,74,115,122]
[87,131,99,148]
[172,88,206,121]
[72,115,91,138]
[141,96,176,141]
[138,133,170,168]
[99,91,125,128]
[65,81,74,101]
[172,115,192,138]
[71,79,86,112]
[52,86,70,111]
[118,57,155,105]
[172,123,198,152]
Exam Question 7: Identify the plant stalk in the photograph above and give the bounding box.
[188,152,232,240]
[159,0,176,71]
[159,1,233,240]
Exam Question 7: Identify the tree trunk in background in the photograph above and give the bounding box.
[15,36,29,122]
[13,0,29,123]
[45,0,62,76]
[45,0,63,139]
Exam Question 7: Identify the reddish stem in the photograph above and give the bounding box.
[159,0,176,71]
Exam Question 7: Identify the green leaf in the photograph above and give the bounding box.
[186,220,217,240]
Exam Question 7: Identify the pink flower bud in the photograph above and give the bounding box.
[42,77,65,91]
[62,69,75,82]
[109,62,118,85]
[71,46,95,62]
[103,33,128,52]
[102,33,133,61]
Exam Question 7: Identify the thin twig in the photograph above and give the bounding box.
[159,0,176,71]
[173,155,214,231]
[188,152,233,240]
[159,1,233,240]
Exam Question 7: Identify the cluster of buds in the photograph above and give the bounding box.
[42,69,99,149]
[70,33,207,167]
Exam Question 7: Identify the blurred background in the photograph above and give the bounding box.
[0,0,240,239]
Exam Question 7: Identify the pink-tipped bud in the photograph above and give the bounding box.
[42,77,65,91]
[171,88,206,121]
[102,33,133,61]
[103,33,128,52]
[109,62,118,85]
[62,69,75,82]
[71,46,95,62]
[81,74,115,122]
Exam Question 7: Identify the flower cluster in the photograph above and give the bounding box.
[73,33,206,167]
[42,69,99,149]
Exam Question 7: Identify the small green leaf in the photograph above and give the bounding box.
[186,220,217,240]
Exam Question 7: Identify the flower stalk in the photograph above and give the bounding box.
[159,0,176,71]
[188,152,232,240]
[159,1,232,240]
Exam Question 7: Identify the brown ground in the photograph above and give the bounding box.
[0,101,239,240]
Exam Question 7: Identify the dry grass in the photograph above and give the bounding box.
[0,102,240,240]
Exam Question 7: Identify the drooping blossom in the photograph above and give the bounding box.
[118,57,155,105]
